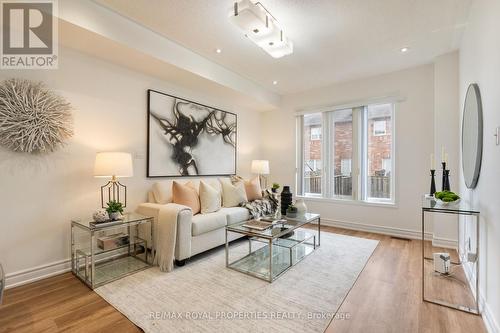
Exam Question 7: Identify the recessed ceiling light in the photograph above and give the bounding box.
[272,80,278,85]
[400,47,409,53]
[215,48,222,54]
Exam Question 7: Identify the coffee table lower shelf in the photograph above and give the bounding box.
[226,230,316,282]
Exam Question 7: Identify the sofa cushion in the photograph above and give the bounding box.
[220,178,247,207]
[199,181,222,214]
[172,181,200,214]
[152,181,173,204]
[220,207,250,226]
[191,211,227,236]
[244,177,263,201]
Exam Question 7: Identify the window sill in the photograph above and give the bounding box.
[296,195,398,209]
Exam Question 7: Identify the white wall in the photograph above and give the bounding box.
[432,52,460,244]
[261,65,437,238]
[0,47,262,285]
[459,0,500,331]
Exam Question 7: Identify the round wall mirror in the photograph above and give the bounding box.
[462,83,483,189]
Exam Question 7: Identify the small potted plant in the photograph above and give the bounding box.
[106,200,124,220]
[272,182,280,193]
[286,204,298,218]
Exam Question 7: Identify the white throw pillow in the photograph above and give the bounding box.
[199,181,222,214]
[152,181,173,204]
[220,178,248,207]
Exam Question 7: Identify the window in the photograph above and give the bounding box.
[382,158,392,174]
[331,109,353,197]
[310,126,321,140]
[302,113,322,196]
[297,103,394,203]
[373,120,387,136]
[366,104,393,200]
[341,159,352,176]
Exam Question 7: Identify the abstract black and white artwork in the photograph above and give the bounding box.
[147,89,237,177]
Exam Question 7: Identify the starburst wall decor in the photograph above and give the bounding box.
[0,78,73,153]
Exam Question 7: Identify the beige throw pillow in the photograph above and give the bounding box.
[220,178,248,207]
[172,181,200,214]
[152,181,173,204]
[199,181,222,214]
[245,177,263,201]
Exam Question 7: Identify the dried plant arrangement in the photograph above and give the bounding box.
[0,78,73,153]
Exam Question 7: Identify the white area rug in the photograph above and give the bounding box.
[96,231,378,333]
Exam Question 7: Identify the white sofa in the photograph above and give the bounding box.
[136,178,250,266]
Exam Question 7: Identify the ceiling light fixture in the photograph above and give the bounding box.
[272,80,278,85]
[400,47,409,53]
[229,0,293,59]
[215,48,222,53]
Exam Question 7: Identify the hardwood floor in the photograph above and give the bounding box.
[0,273,140,333]
[319,226,486,333]
[0,227,486,333]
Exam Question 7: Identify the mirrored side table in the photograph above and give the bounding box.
[71,213,153,289]
[421,198,480,315]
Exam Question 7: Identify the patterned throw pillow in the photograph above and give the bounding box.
[241,190,279,218]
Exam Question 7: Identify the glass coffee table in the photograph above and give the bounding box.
[225,213,320,282]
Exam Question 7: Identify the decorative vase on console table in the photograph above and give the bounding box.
[280,186,293,215]
[295,198,307,217]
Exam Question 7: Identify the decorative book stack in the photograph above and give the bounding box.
[97,233,129,250]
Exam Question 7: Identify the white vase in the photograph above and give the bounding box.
[295,199,307,216]
[109,212,122,221]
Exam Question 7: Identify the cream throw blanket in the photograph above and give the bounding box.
[137,203,191,272]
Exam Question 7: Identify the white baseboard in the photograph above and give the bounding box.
[5,259,71,289]
[483,300,500,333]
[319,218,432,240]
[431,236,458,249]
[5,249,138,289]
[463,261,499,333]
[318,218,458,247]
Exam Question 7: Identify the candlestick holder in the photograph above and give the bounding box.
[441,162,447,191]
[443,170,451,191]
[430,170,436,196]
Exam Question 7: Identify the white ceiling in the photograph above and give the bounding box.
[94,0,472,95]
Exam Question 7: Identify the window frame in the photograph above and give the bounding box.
[296,102,396,205]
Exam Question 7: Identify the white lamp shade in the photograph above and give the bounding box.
[94,152,133,178]
[251,160,270,175]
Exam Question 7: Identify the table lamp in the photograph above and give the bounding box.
[251,160,270,189]
[94,152,133,208]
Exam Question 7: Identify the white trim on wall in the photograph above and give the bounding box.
[315,218,457,248]
[462,257,499,333]
[295,94,406,115]
[5,259,71,289]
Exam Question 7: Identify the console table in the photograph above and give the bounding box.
[421,198,480,314]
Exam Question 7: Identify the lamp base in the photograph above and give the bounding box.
[258,174,268,190]
[101,179,127,208]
